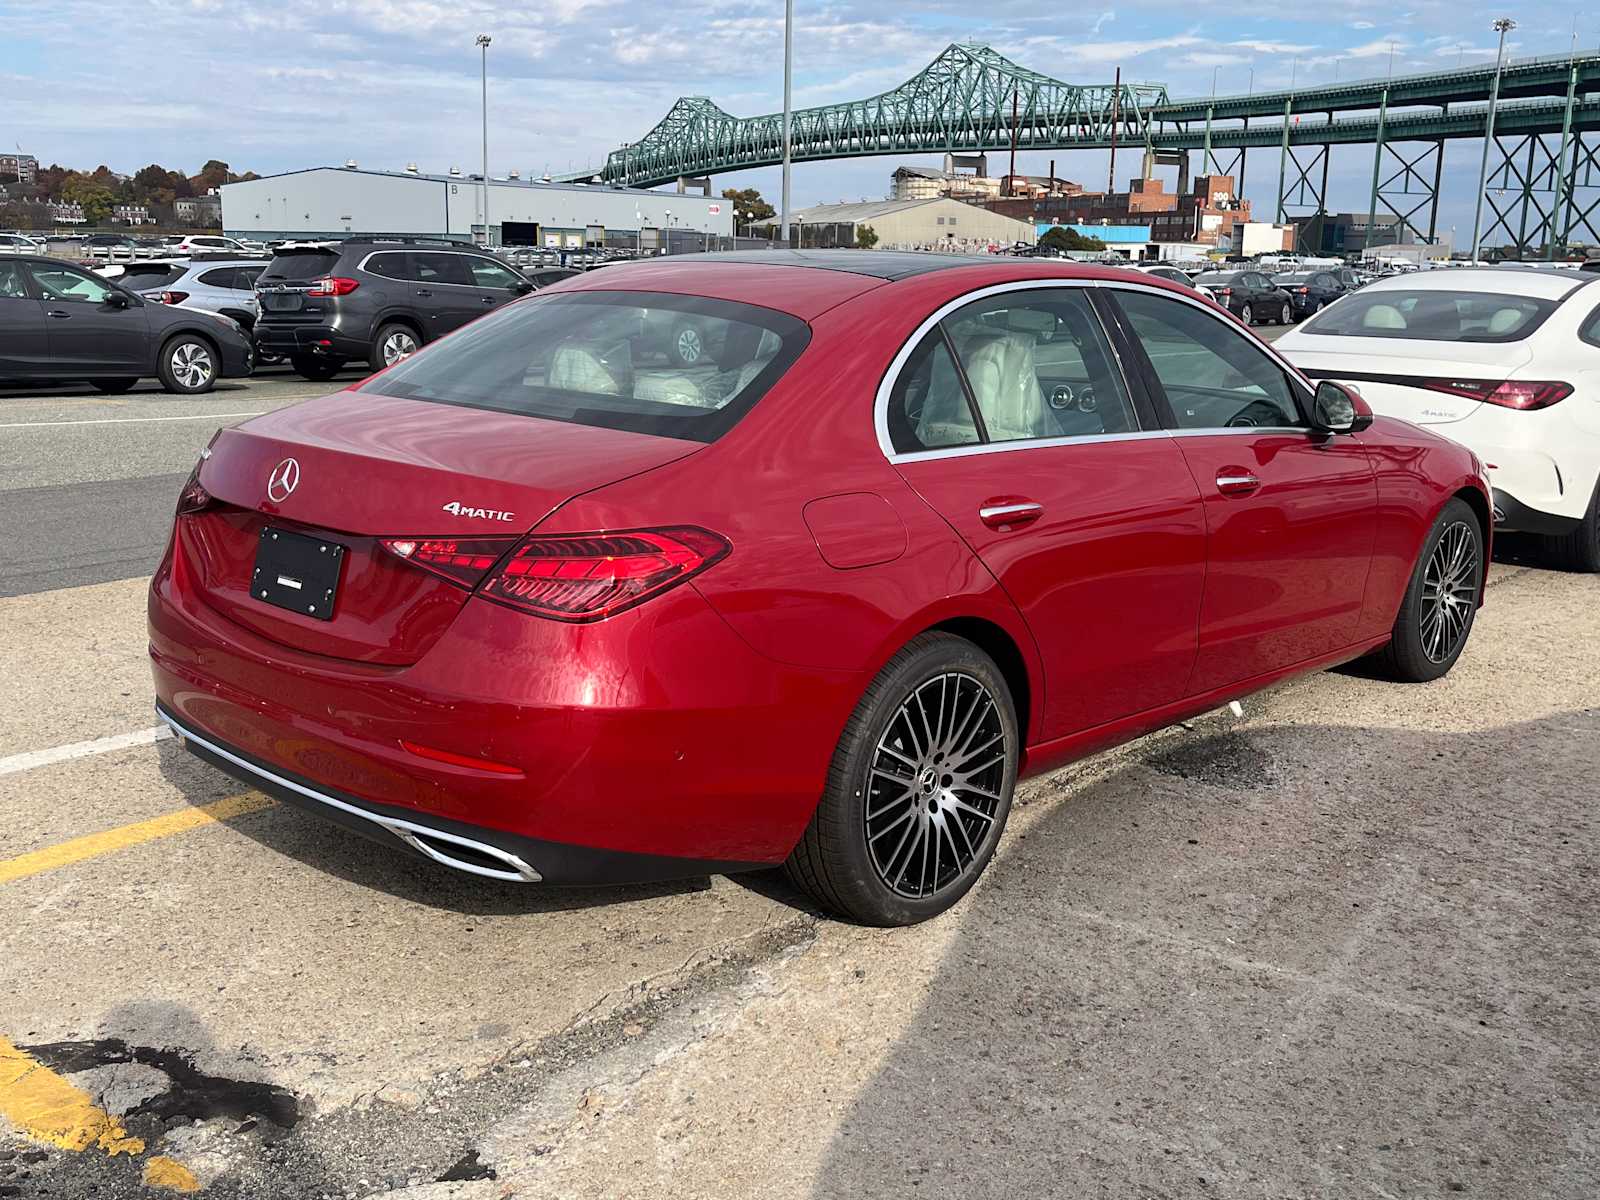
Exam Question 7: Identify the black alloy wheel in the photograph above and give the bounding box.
[785,633,1019,925]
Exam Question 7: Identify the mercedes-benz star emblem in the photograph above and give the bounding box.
[267,457,300,503]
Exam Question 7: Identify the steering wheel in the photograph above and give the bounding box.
[1225,397,1286,428]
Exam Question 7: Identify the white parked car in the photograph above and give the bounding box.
[170,234,258,255]
[1277,267,1600,570]
[0,232,44,253]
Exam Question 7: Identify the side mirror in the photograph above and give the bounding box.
[104,291,130,309]
[513,279,534,295]
[1311,380,1374,434]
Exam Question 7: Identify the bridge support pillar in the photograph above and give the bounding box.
[1366,140,1446,251]
[1276,140,1330,255]
[676,176,713,196]
[1481,134,1600,258]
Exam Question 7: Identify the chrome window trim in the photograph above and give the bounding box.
[354,249,518,291]
[156,706,543,884]
[876,277,1317,464]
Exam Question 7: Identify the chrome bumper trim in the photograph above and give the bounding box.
[156,707,543,883]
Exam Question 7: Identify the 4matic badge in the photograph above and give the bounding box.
[442,501,516,521]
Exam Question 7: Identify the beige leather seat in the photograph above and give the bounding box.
[960,331,1053,441]
[548,341,630,394]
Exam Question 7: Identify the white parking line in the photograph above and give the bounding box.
[0,412,266,429]
[0,727,172,777]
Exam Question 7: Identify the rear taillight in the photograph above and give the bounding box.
[480,527,730,622]
[306,276,360,297]
[1422,378,1573,411]
[1214,287,1232,296]
[176,467,212,516]
[1295,287,1309,295]
[158,291,189,305]
[380,537,518,588]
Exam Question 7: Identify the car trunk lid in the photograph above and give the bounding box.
[1284,339,1536,425]
[183,391,701,663]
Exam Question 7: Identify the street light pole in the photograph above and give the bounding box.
[476,34,492,248]
[1470,18,1515,263]
[780,0,794,242]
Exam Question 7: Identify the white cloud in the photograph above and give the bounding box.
[1352,21,1375,30]
[1091,11,1115,36]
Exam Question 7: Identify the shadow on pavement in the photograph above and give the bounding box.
[813,710,1600,1199]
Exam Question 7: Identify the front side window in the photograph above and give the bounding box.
[1299,288,1561,342]
[465,257,522,289]
[28,263,116,304]
[1116,289,1304,430]
[360,289,809,443]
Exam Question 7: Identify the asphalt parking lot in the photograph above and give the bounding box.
[3,350,1598,1199]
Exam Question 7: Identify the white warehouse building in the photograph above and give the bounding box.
[219,166,733,249]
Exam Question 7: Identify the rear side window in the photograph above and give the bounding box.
[1300,289,1560,342]
[260,250,340,282]
[363,252,410,281]
[1582,304,1600,348]
[359,290,810,443]
[118,265,186,291]
[0,259,28,299]
[198,268,240,289]
[412,252,472,286]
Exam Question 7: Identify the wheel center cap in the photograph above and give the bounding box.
[917,767,939,797]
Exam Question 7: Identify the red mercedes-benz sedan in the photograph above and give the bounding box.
[151,251,1491,924]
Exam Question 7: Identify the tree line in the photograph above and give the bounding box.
[0,160,259,228]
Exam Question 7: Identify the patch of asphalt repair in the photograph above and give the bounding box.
[7,913,820,1198]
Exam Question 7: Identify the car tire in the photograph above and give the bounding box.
[157,335,218,395]
[670,322,705,365]
[1542,477,1600,573]
[1380,498,1484,682]
[90,378,139,394]
[784,632,1019,926]
[372,322,421,368]
[1279,302,1292,324]
[1240,303,1255,325]
[290,355,344,382]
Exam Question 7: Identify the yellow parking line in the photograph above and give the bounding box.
[0,793,276,885]
[0,1037,201,1191]
[0,1035,145,1154]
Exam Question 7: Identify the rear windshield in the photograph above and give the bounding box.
[117,265,186,291]
[260,249,340,282]
[1193,272,1238,285]
[359,290,810,442]
[1299,289,1560,342]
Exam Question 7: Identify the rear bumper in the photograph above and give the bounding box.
[157,704,765,884]
[1491,488,1581,536]
[148,545,861,880]
[255,322,368,360]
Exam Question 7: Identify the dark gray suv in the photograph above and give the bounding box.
[254,239,534,381]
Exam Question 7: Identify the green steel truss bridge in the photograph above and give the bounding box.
[581,42,1600,255]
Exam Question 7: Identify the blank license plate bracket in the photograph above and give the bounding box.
[253,527,345,621]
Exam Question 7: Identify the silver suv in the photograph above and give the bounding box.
[117,257,275,362]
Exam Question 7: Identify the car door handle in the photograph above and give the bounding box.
[1216,470,1262,496]
[479,296,496,304]
[979,500,1043,529]
[415,289,433,297]
[46,309,71,319]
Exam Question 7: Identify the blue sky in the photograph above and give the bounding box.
[2,0,1595,235]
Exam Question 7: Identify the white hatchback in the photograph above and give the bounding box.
[1276,267,1600,571]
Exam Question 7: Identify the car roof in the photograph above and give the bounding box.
[1362,264,1597,300]
[556,253,1204,321]
[658,249,1004,281]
